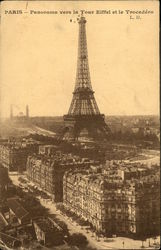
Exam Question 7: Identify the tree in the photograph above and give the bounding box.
[140,235,147,248]
[67,233,88,248]
[0,166,10,200]
[0,165,9,187]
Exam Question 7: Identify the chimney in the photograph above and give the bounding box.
[26,105,29,118]
[10,104,13,119]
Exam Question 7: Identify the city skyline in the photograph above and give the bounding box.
[0,1,159,118]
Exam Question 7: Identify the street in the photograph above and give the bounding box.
[10,173,160,250]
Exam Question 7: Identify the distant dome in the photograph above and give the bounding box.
[18,112,24,117]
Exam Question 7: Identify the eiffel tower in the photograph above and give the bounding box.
[63,16,110,141]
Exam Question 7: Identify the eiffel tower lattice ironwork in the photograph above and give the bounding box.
[63,16,110,141]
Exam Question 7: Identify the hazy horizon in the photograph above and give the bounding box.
[1,113,159,120]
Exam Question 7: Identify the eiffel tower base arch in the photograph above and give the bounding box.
[62,114,110,142]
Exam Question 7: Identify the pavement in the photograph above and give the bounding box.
[9,173,160,250]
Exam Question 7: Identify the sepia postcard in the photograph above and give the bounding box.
[0,0,160,250]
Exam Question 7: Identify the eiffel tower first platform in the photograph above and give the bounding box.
[62,16,110,142]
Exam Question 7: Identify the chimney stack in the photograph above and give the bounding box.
[10,104,13,119]
[26,105,29,118]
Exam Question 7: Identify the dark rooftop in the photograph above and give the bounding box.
[6,198,29,219]
[34,217,62,233]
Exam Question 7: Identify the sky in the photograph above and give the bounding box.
[0,1,159,117]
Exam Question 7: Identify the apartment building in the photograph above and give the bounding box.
[0,139,40,171]
[63,166,160,237]
[26,150,94,202]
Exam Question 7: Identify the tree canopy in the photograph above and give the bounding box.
[0,165,9,187]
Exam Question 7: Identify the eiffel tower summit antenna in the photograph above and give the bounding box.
[62,16,110,142]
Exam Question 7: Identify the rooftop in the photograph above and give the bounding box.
[6,198,29,220]
[34,217,62,233]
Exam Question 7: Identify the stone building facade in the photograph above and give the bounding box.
[0,140,39,172]
[63,167,160,237]
[26,151,94,202]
